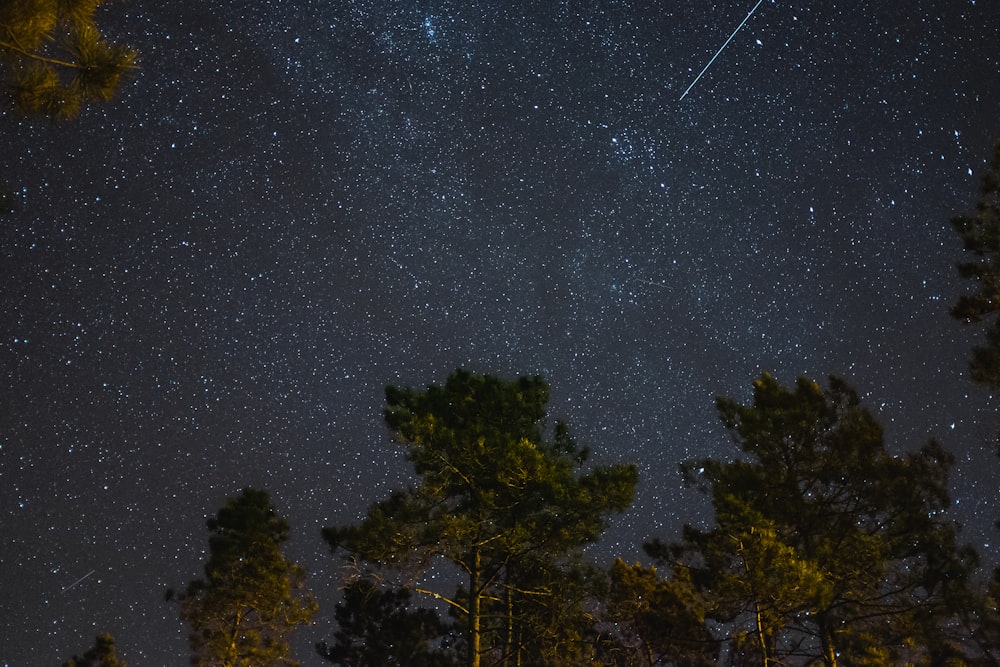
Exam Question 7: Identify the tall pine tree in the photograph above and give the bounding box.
[174,488,317,667]
[648,374,976,665]
[323,370,637,667]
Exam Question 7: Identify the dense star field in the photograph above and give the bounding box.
[3,0,1000,664]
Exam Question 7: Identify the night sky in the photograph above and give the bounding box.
[3,1,1000,664]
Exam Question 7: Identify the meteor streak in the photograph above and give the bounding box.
[679,0,765,101]
[62,569,96,592]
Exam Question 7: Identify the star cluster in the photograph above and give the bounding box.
[2,1,1000,664]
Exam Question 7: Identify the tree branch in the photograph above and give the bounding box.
[412,587,469,615]
[0,38,83,69]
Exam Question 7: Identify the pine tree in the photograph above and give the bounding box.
[649,374,976,665]
[174,488,318,667]
[323,370,637,667]
[61,633,126,667]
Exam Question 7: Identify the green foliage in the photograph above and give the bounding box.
[324,369,638,667]
[316,579,457,667]
[175,488,318,667]
[492,556,606,666]
[0,0,137,119]
[951,139,1000,387]
[599,558,716,666]
[657,373,976,666]
[61,633,126,667]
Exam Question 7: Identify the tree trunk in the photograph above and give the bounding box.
[469,549,481,667]
[753,602,772,666]
[505,581,514,667]
[818,614,838,667]
[225,607,243,667]
[738,536,774,666]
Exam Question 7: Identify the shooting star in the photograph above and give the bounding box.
[680,0,765,101]
[61,569,96,592]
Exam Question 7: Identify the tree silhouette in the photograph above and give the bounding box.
[649,373,976,665]
[599,558,716,666]
[323,370,637,667]
[173,488,318,667]
[316,578,457,667]
[951,139,1000,387]
[61,633,126,667]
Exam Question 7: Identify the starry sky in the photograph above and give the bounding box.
[3,0,1000,664]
